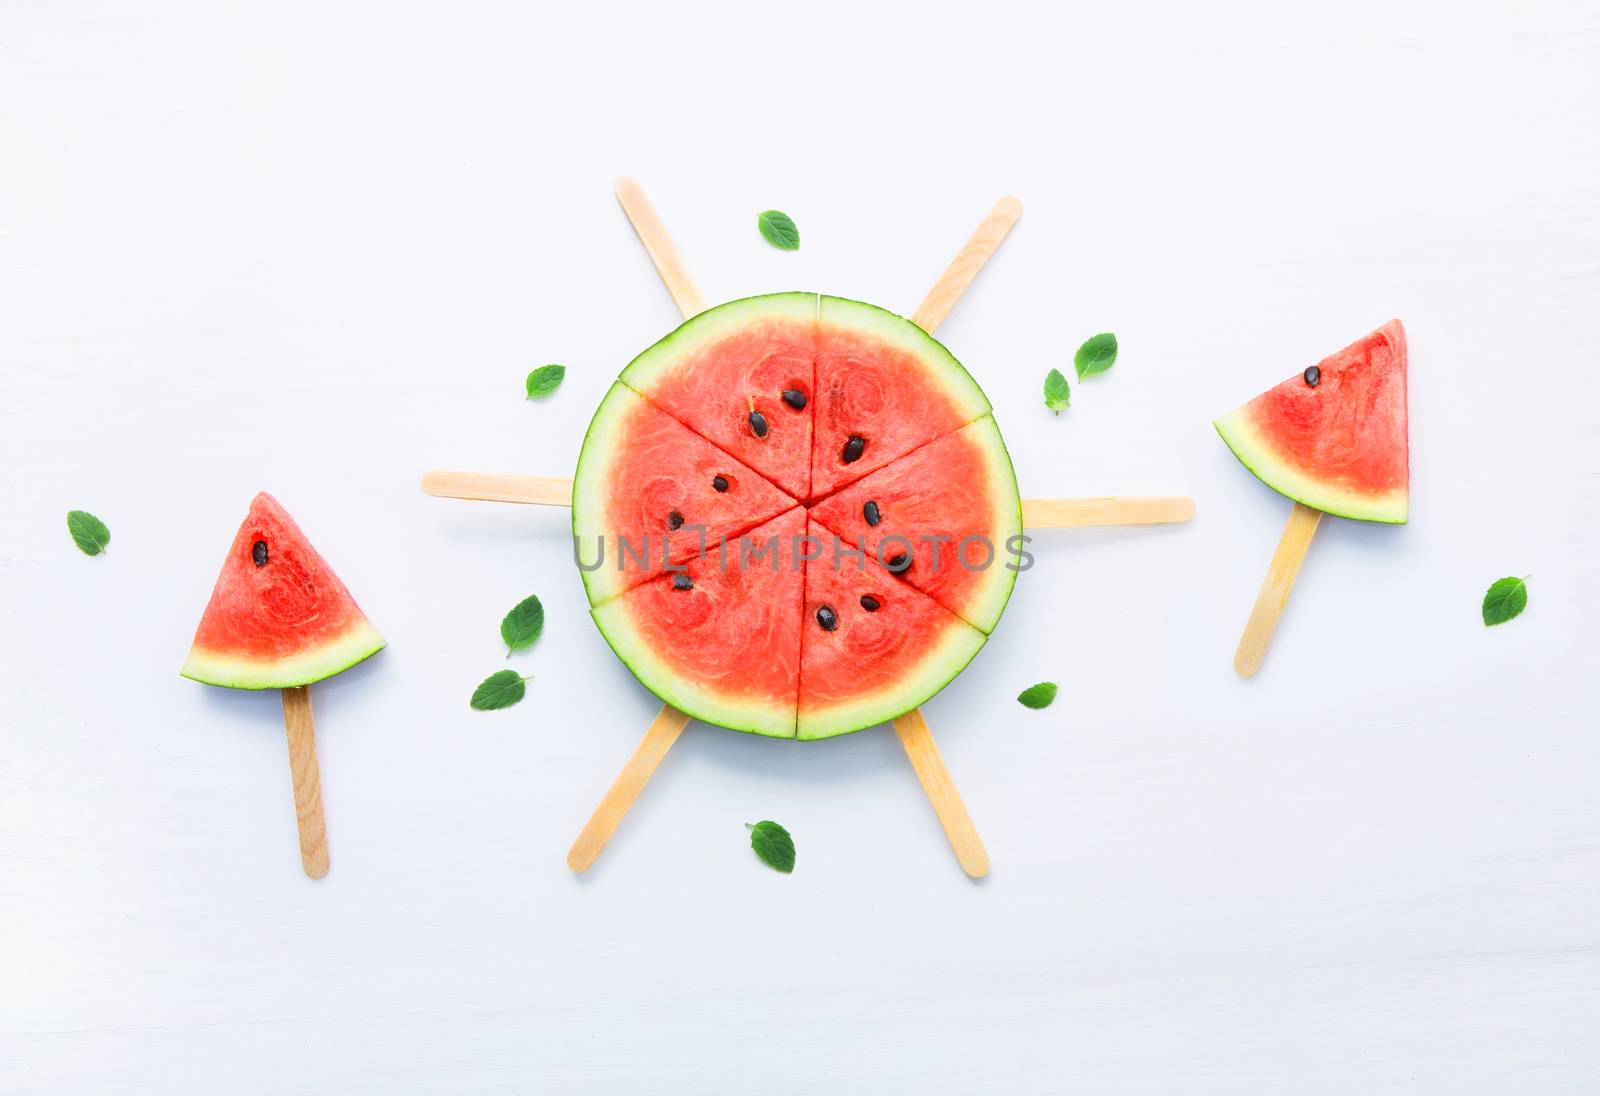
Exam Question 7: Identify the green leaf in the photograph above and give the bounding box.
[66,510,111,556]
[1481,576,1528,627]
[757,210,800,251]
[746,820,795,873]
[1074,333,1119,380]
[1017,681,1058,709]
[1043,368,1071,414]
[525,364,566,399]
[500,594,545,656]
[470,669,529,710]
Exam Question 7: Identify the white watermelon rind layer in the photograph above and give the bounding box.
[1214,408,1408,524]
[818,294,992,432]
[180,619,386,690]
[618,291,819,396]
[798,615,989,742]
[589,584,800,740]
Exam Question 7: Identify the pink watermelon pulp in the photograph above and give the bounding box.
[182,493,385,689]
[575,293,1020,738]
[1215,320,1409,523]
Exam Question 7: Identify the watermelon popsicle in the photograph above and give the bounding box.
[1215,321,1409,676]
[181,492,385,877]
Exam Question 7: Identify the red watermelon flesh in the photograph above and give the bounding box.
[1214,320,1409,523]
[810,295,991,500]
[591,507,807,738]
[181,493,385,689]
[798,517,987,741]
[806,416,1021,634]
[620,293,816,500]
[572,383,799,605]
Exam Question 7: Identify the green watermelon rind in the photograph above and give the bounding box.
[618,291,819,397]
[180,620,386,690]
[571,381,652,607]
[798,614,989,741]
[1213,409,1409,524]
[589,575,801,739]
[818,294,993,432]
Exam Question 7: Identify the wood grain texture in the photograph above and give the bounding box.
[910,196,1023,333]
[615,177,706,318]
[567,705,692,872]
[1022,495,1195,528]
[421,470,572,506]
[1234,501,1324,677]
[890,709,990,878]
[280,685,329,880]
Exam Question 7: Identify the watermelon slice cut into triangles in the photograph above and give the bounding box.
[798,518,988,741]
[620,293,817,500]
[575,294,1014,739]
[591,507,807,738]
[1215,320,1409,523]
[182,493,385,689]
[810,295,991,500]
[573,382,799,604]
[807,416,1022,634]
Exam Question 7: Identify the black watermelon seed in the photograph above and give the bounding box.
[252,540,268,567]
[781,388,807,410]
[862,500,881,526]
[816,605,839,631]
[672,572,693,591]
[842,435,866,463]
[667,510,685,530]
[885,552,910,574]
[748,410,769,438]
[859,595,880,612]
[712,475,729,492]
[1304,365,1321,388]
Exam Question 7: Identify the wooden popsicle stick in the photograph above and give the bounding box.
[419,470,1193,531]
[421,470,572,506]
[280,685,330,879]
[615,177,706,319]
[1234,501,1323,677]
[1022,495,1195,529]
[891,709,989,877]
[567,704,691,872]
[910,197,1023,332]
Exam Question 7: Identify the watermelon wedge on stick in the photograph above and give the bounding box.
[182,493,385,877]
[1215,320,1409,676]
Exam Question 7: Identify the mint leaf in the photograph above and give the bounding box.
[746,820,795,873]
[66,510,111,556]
[757,210,800,251]
[470,669,529,710]
[525,364,566,399]
[1017,682,1058,709]
[1074,333,1119,380]
[1044,368,1071,414]
[1481,576,1528,627]
[501,594,545,656]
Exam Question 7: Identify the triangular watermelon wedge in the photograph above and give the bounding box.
[620,293,817,500]
[807,416,1022,635]
[573,382,800,605]
[798,517,987,740]
[591,507,807,738]
[1215,320,1409,523]
[182,493,385,689]
[810,295,991,500]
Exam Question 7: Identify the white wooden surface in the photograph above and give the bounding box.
[2,2,1597,1092]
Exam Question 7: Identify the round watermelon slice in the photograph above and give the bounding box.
[182,493,385,689]
[574,294,1017,739]
[1215,320,1409,523]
